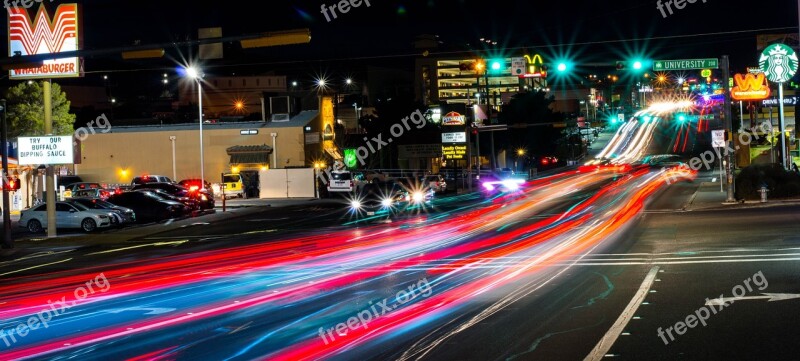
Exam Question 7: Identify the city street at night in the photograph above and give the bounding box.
[1,0,800,360]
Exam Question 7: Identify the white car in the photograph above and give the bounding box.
[19,202,114,233]
[327,171,355,194]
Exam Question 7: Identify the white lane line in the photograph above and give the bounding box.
[584,266,660,361]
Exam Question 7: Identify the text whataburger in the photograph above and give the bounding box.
[653,58,718,71]
[7,4,82,79]
[18,136,74,164]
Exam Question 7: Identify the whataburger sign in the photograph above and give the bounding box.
[731,73,771,101]
[7,4,82,79]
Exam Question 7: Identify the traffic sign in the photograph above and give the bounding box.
[653,58,719,71]
[712,130,726,148]
[511,57,526,76]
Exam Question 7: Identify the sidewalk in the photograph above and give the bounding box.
[683,178,800,211]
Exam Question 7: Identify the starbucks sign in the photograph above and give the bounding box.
[759,43,799,83]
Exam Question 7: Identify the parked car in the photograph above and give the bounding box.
[57,175,83,188]
[133,188,196,212]
[133,182,214,210]
[327,170,355,195]
[63,182,102,193]
[107,191,185,222]
[178,179,212,192]
[219,174,245,198]
[70,198,136,225]
[131,175,174,185]
[421,174,447,193]
[19,201,113,233]
[71,188,113,200]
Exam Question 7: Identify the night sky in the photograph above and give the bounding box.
[1,0,798,92]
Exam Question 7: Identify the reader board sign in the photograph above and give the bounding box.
[18,136,74,164]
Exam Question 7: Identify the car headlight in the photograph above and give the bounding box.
[350,200,362,210]
[201,195,208,201]
[412,192,424,203]
[380,198,393,207]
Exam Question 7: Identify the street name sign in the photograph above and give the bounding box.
[653,58,719,71]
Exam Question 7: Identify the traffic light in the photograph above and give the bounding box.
[3,177,19,191]
[488,58,505,74]
[616,60,650,72]
[474,60,486,73]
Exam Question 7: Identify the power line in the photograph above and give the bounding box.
[24,26,800,76]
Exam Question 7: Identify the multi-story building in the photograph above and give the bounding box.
[179,75,288,119]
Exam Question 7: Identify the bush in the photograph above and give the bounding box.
[735,163,800,200]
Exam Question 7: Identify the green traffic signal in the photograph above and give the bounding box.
[489,59,504,73]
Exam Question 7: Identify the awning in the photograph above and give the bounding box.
[227,144,273,165]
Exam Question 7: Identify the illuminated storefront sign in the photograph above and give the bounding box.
[441,132,466,143]
[442,111,466,126]
[442,144,467,160]
[343,148,357,168]
[523,54,547,78]
[731,73,771,101]
[8,4,82,79]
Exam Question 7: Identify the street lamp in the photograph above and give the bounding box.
[185,65,205,189]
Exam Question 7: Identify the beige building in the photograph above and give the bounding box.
[76,109,331,185]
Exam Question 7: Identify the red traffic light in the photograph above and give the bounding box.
[3,177,19,191]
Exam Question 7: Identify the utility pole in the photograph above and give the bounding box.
[0,99,11,248]
[43,80,57,237]
[721,55,736,203]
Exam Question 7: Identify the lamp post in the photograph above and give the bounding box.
[185,66,205,189]
[271,133,278,169]
[169,136,177,180]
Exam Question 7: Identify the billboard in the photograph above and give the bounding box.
[8,4,82,79]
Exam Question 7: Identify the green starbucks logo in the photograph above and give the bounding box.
[759,43,799,83]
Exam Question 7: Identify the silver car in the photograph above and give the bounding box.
[19,202,114,233]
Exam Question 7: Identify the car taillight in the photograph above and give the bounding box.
[350,180,354,187]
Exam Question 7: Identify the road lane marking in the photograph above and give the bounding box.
[706,293,800,306]
[0,258,73,277]
[585,266,660,361]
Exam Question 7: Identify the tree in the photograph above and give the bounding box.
[498,90,565,157]
[4,81,76,139]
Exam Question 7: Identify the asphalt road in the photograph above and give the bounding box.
[2,124,800,360]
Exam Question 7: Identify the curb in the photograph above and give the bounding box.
[686,199,800,212]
